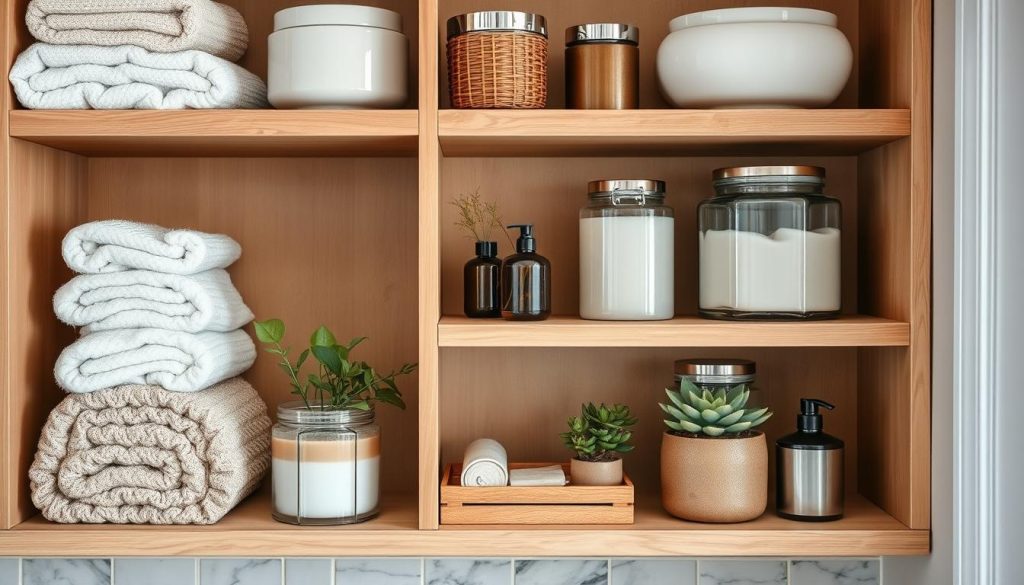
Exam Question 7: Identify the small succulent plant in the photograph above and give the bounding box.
[561,403,637,462]
[661,380,772,437]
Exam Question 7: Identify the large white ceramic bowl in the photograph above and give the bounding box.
[269,5,408,109]
[656,7,853,108]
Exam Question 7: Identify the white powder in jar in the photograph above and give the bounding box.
[699,227,840,314]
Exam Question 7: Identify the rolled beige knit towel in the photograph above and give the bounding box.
[30,377,270,524]
[26,0,250,62]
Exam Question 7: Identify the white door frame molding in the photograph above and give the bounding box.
[953,0,998,583]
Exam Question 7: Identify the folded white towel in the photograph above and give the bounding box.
[55,328,255,393]
[26,0,249,61]
[63,220,242,275]
[509,465,568,487]
[10,43,268,110]
[55,269,253,334]
[460,438,508,487]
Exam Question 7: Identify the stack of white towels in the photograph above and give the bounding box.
[8,0,268,109]
[29,219,271,525]
[54,219,256,392]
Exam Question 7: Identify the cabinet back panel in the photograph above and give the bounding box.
[440,346,859,492]
[83,157,421,494]
[440,156,859,317]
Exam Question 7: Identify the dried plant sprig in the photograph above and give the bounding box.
[450,189,512,246]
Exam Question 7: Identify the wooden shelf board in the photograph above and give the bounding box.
[0,492,926,557]
[438,109,911,157]
[8,110,419,156]
[438,315,911,348]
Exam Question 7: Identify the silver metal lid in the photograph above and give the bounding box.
[713,166,826,180]
[565,23,639,45]
[277,400,376,426]
[674,359,756,377]
[587,179,665,195]
[447,11,547,39]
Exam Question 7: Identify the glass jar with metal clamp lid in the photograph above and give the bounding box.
[579,179,674,320]
[271,401,380,525]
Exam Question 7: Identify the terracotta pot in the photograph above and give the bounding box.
[660,431,767,522]
[570,457,623,486]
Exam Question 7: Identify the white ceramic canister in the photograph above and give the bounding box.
[656,7,852,108]
[268,5,408,109]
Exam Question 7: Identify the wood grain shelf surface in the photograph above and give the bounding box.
[438,109,911,157]
[8,110,419,156]
[438,315,911,348]
[0,491,927,557]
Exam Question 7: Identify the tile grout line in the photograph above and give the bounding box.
[331,557,336,585]
[109,557,115,585]
[194,557,200,585]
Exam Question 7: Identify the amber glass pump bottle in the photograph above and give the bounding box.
[501,224,551,321]
[464,241,501,318]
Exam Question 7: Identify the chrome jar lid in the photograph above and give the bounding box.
[588,179,665,196]
[674,358,756,377]
[447,11,547,39]
[712,165,826,189]
[277,400,376,426]
[565,23,639,45]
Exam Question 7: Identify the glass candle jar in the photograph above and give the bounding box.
[272,401,380,525]
[698,166,841,320]
[565,23,639,109]
[674,358,760,408]
[580,179,674,320]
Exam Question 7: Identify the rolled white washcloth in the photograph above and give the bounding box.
[509,465,567,487]
[460,438,508,487]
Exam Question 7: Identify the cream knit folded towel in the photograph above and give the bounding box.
[29,377,271,524]
[55,328,256,393]
[10,43,268,110]
[54,269,253,334]
[63,220,242,275]
[26,0,249,61]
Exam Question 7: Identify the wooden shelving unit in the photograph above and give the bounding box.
[9,110,419,156]
[438,315,911,347]
[0,491,928,557]
[438,109,912,156]
[0,0,933,559]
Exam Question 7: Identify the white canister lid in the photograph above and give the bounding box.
[274,4,403,32]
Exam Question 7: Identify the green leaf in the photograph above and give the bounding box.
[310,325,337,347]
[348,400,371,411]
[713,404,734,417]
[688,390,712,411]
[739,407,769,423]
[254,319,284,343]
[701,408,722,423]
[347,336,367,351]
[664,419,686,432]
[716,410,744,427]
[748,412,773,428]
[665,388,687,411]
[726,384,746,404]
[295,348,310,370]
[311,345,342,375]
[723,421,752,433]
[678,420,702,433]
[729,389,750,411]
[703,425,725,437]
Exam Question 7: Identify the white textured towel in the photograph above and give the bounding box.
[26,0,249,61]
[54,269,253,334]
[30,377,271,524]
[509,465,568,487]
[63,220,242,275]
[55,328,256,393]
[460,438,509,487]
[10,43,267,110]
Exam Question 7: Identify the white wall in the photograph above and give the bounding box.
[993,0,1024,581]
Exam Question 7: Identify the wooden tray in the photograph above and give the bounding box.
[440,462,634,525]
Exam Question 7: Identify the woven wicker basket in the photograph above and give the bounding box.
[447,30,548,109]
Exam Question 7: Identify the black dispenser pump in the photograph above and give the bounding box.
[509,224,536,253]
[797,398,834,433]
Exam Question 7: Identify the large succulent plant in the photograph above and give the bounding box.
[661,380,772,437]
[561,402,637,462]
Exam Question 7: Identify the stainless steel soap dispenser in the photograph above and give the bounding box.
[776,398,844,521]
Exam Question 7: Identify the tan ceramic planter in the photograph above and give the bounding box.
[570,457,623,486]
[660,431,767,522]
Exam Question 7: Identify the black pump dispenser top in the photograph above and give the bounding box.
[509,224,537,253]
[798,398,834,433]
[475,241,497,258]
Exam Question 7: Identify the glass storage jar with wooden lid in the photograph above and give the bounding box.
[698,165,841,320]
